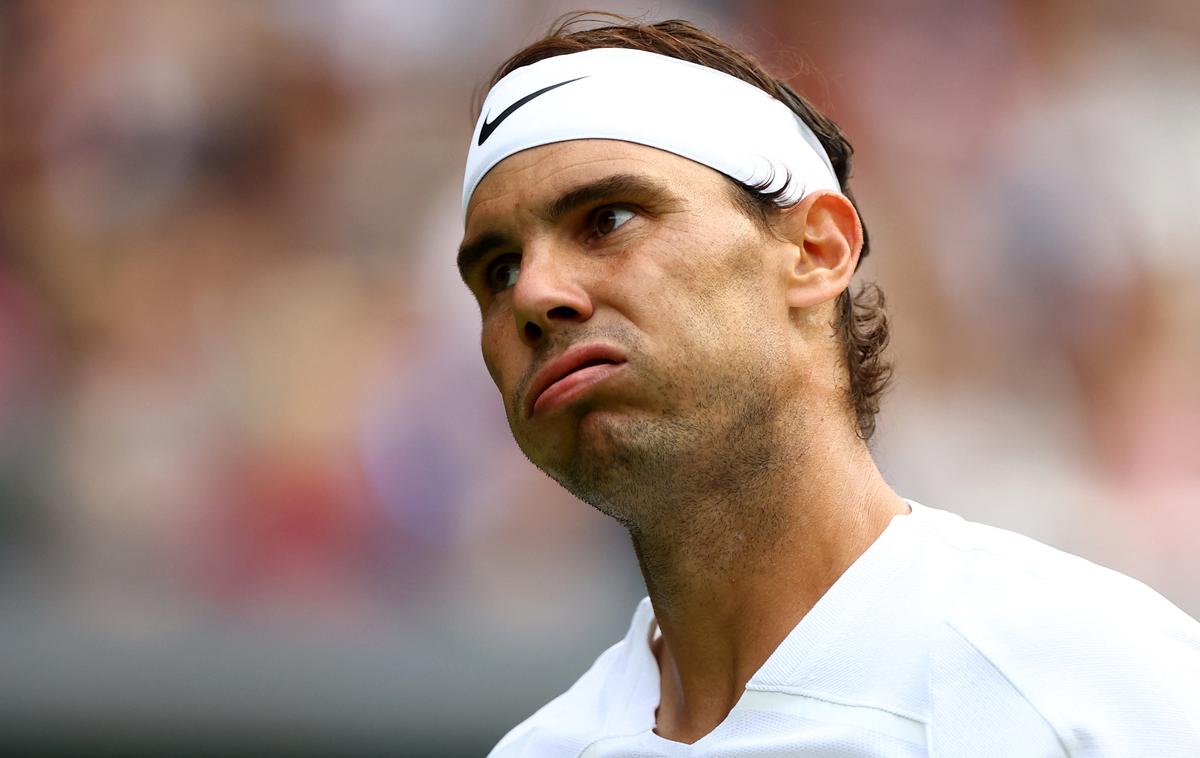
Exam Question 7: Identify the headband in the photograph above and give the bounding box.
[462,48,840,220]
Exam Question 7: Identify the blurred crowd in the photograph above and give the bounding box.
[1,0,1197,751]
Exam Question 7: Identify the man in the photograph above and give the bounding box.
[456,16,1200,757]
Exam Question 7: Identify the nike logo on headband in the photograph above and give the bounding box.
[478,76,588,146]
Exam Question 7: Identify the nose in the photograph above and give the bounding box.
[511,247,593,347]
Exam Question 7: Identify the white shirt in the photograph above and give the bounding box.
[488,501,1200,757]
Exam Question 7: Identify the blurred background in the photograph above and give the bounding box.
[1,0,1197,754]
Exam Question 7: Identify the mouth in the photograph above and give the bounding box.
[526,344,627,418]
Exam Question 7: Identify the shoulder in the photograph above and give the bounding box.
[487,598,658,758]
[486,642,620,758]
[915,504,1200,755]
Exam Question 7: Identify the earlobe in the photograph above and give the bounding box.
[782,191,863,310]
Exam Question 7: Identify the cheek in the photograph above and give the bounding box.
[479,315,515,392]
[651,257,779,359]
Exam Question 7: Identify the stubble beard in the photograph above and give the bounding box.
[508,304,797,590]
[531,363,790,557]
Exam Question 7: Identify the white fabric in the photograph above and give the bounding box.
[462,48,839,217]
[488,501,1200,757]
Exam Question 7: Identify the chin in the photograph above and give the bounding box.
[545,411,669,515]
[518,410,604,473]
[575,405,624,438]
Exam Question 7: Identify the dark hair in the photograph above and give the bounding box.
[483,14,892,441]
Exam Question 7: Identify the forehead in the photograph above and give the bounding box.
[463,139,727,235]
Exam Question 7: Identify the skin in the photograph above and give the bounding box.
[460,139,910,744]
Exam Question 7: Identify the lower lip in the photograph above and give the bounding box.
[532,363,624,416]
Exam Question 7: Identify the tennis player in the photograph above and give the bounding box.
[457,16,1200,757]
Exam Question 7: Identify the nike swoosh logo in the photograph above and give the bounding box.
[477,76,588,146]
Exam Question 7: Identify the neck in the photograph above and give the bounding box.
[629,420,908,744]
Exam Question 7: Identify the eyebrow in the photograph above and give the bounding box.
[456,231,509,283]
[456,173,672,282]
[542,173,668,223]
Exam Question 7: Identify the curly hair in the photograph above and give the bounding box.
[482,14,893,441]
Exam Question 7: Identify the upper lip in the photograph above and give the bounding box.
[525,343,627,418]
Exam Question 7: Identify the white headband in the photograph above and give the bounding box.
[462,48,840,219]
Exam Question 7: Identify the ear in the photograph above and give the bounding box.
[776,191,863,309]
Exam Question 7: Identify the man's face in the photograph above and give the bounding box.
[459,140,800,520]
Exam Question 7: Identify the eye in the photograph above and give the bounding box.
[591,206,635,238]
[484,254,520,293]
